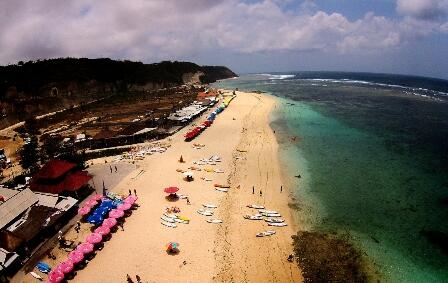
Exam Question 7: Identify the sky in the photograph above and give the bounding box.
[0,0,448,79]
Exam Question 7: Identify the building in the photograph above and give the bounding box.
[29,159,92,196]
[0,187,77,275]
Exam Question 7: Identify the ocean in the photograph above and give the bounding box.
[213,72,448,282]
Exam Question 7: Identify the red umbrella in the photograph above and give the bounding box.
[56,260,74,274]
[117,202,132,211]
[94,226,111,236]
[86,233,103,244]
[164,187,179,194]
[102,217,117,228]
[78,206,91,216]
[76,242,94,254]
[109,209,124,218]
[68,250,84,264]
[47,269,64,283]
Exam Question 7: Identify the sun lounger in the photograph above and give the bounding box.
[161,215,176,223]
[197,209,214,216]
[161,221,177,228]
[261,212,281,217]
[203,204,218,208]
[243,214,263,220]
[259,209,278,214]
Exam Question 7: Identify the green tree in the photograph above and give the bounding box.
[19,135,39,172]
[40,134,63,163]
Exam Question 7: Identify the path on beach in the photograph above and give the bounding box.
[70,91,302,283]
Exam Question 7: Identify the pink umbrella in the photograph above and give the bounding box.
[91,194,104,201]
[94,225,111,236]
[124,195,138,204]
[56,260,74,274]
[78,206,91,216]
[68,250,84,264]
[47,269,64,283]
[117,202,132,211]
[76,242,94,254]
[109,209,124,218]
[86,233,103,244]
[102,217,117,228]
[85,199,99,207]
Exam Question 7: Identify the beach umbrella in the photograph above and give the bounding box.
[47,269,64,283]
[164,187,179,194]
[100,199,116,209]
[86,233,103,244]
[109,209,125,218]
[56,260,74,274]
[68,250,84,264]
[94,225,111,236]
[85,199,99,207]
[183,171,194,177]
[117,202,132,211]
[78,206,91,216]
[124,195,137,204]
[87,213,104,225]
[76,242,94,254]
[166,242,180,253]
[91,194,104,201]
[102,217,117,228]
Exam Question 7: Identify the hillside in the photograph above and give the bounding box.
[0,58,237,128]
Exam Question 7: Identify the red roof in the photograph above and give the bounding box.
[30,171,92,194]
[34,159,77,179]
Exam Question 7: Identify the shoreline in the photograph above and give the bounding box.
[17,90,302,283]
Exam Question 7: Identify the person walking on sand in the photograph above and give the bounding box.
[259,190,262,197]
[75,221,81,233]
[110,166,112,173]
[186,197,191,205]
[115,165,117,172]
[280,185,283,193]
[128,189,132,196]
[126,274,134,283]
[252,186,254,194]
[134,189,137,196]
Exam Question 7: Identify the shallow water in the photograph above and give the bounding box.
[214,74,448,282]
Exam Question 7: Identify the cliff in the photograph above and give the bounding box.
[0,58,237,128]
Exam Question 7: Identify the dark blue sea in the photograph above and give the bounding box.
[214,72,448,282]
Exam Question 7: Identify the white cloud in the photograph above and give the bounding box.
[0,0,447,64]
[396,0,448,20]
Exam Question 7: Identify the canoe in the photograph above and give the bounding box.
[203,204,218,208]
[161,215,175,223]
[215,188,228,193]
[256,230,276,237]
[265,218,285,223]
[247,204,265,209]
[206,219,223,224]
[161,221,177,228]
[268,222,287,227]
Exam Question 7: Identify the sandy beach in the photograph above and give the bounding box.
[22,91,302,283]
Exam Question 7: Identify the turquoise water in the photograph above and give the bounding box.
[214,74,448,282]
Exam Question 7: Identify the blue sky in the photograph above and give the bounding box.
[0,0,447,79]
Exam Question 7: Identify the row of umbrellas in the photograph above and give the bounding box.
[45,196,138,283]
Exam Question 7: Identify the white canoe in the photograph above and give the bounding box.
[30,272,43,280]
[174,218,188,224]
[163,213,177,219]
[214,169,224,173]
[161,215,175,223]
[243,214,263,220]
[197,209,214,216]
[259,209,278,214]
[256,230,276,237]
[161,221,177,228]
[203,204,218,208]
[247,204,265,209]
[215,188,228,193]
[261,212,281,217]
[268,222,287,227]
[206,219,223,224]
[265,218,285,223]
